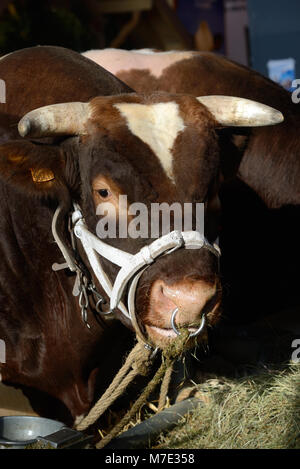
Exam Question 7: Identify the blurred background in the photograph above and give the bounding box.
[0,0,299,90]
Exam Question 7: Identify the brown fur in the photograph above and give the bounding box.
[0,47,223,423]
[116,53,300,208]
[101,50,300,354]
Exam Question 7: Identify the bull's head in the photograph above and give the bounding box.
[0,92,283,349]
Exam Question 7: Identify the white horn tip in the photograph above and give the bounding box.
[197,96,285,127]
[272,110,284,124]
[18,118,30,137]
[253,107,284,127]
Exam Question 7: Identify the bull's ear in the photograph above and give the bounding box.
[0,140,69,199]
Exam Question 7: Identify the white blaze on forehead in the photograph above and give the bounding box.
[114,101,185,183]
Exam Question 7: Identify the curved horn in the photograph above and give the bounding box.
[197,96,284,127]
[18,102,91,138]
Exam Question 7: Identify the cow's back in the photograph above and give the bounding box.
[83,49,293,114]
[0,46,132,141]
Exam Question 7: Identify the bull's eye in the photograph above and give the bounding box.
[98,189,110,199]
[92,176,119,210]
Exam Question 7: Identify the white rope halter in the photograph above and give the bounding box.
[52,204,221,346]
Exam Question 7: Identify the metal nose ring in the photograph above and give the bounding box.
[171,307,206,338]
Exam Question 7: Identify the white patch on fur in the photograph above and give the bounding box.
[130,48,156,54]
[114,102,185,183]
[82,49,195,78]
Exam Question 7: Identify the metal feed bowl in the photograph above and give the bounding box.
[0,416,64,448]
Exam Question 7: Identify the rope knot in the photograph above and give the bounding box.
[131,341,154,376]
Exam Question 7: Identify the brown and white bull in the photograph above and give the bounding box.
[83,48,300,208]
[83,48,300,328]
[0,46,283,423]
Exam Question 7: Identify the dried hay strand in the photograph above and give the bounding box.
[156,363,300,449]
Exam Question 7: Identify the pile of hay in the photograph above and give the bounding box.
[157,363,300,449]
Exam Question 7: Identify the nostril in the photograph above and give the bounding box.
[163,282,214,308]
[160,287,177,310]
[149,279,219,328]
[161,285,169,297]
[161,284,181,303]
[150,280,177,314]
[146,279,221,343]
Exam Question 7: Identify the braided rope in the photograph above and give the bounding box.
[75,329,190,449]
[96,331,190,449]
[75,340,153,432]
[158,361,174,412]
